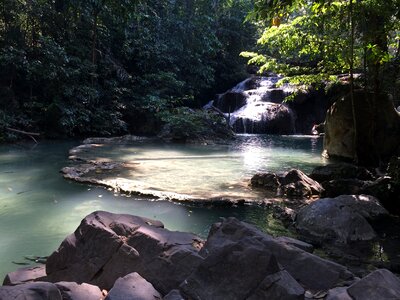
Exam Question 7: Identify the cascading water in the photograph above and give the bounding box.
[211,76,297,134]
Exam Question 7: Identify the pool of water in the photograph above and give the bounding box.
[72,134,326,199]
[0,135,325,279]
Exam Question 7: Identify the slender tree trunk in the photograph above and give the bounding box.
[349,0,358,163]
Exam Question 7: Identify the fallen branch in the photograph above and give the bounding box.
[6,127,40,143]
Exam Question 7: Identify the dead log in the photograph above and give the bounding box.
[6,127,40,143]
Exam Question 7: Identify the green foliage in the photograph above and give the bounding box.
[158,107,233,142]
[243,0,400,98]
[0,0,257,141]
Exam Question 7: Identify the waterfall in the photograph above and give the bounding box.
[213,76,296,134]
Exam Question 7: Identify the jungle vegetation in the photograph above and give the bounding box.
[0,0,398,141]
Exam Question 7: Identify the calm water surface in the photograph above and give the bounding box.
[0,135,325,279]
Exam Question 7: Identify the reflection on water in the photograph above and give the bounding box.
[0,135,324,279]
[76,134,327,199]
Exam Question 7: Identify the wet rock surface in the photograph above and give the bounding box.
[251,169,324,198]
[2,212,399,300]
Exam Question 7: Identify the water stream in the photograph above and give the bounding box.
[0,135,326,279]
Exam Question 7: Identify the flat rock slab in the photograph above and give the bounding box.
[106,272,162,300]
[46,211,204,294]
[0,282,62,300]
[3,265,47,286]
[296,195,388,244]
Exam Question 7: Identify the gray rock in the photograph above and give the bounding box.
[46,211,204,294]
[163,290,184,300]
[247,270,304,300]
[275,236,314,253]
[296,195,388,244]
[322,178,367,197]
[281,169,324,198]
[105,272,162,300]
[3,265,47,286]
[326,287,352,300]
[310,163,374,182]
[0,282,62,300]
[180,237,283,300]
[55,281,103,300]
[347,269,400,299]
[251,172,281,191]
[198,218,353,291]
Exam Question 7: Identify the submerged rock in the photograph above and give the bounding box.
[296,195,388,244]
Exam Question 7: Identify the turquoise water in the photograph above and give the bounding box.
[0,135,325,279]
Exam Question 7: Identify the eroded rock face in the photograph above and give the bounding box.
[46,211,204,294]
[198,218,354,292]
[296,195,388,244]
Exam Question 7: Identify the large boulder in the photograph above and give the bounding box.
[296,195,388,244]
[196,218,354,292]
[323,91,400,165]
[46,211,204,294]
[179,237,303,300]
[0,282,62,300]
[105,272,162,300]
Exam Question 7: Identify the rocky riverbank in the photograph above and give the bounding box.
[2,211,400,299]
